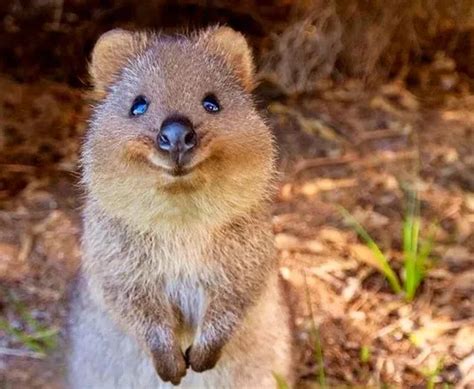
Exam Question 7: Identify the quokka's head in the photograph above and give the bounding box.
[83,27,276,230]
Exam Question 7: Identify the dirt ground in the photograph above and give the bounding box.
[0,70,472,388]
[0,2,473,385]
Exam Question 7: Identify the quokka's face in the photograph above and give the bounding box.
[83,28,275,229]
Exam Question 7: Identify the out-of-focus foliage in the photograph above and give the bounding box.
[1,0,473,91]
[260,0,474,93]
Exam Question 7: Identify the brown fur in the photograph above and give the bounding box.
[68,26,293,388]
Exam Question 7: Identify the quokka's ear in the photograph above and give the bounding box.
[90,29,150,96]
[198,26,255,92]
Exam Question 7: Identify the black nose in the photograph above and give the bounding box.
[157,117,197,165]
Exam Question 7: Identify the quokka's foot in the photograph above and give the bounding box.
[185,343,222,373]
[151,345,188,385]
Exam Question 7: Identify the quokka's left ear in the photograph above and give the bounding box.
[197,26,255,92]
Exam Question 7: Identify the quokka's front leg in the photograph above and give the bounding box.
[148,324,187,385]
[185,288,256,373]
[104,287,187,385]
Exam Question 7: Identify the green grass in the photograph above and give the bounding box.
[423,358,444,389]
[273,272,327,389]
[0,295,58,354]
[304,272,327,388]
[339,189,435,302]
[272,372,290,389]
[360,345,371,364]
[402,191,436,301]
[312,326,326,388]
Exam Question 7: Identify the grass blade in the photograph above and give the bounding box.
[0,295,58,354]
[415,223,436,286]
[314,326,326,388]
[339,207,402,294]
[272,373,290,389]
[303,271,326,388]
[404,215,418,301]
[403,189,426,301]
[360,345,371,363]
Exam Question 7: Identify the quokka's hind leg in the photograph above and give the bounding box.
[197,276,294,389]
[68,283,164,389]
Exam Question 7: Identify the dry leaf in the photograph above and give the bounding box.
[458,353,474,388]
[275,233,301,251]
[299,178,356,197]
[0,242,29,281]
[453,326,474,359]
[319,227,347,246]
[275,233,324,254]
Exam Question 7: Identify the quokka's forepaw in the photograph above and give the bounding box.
[185,343,222,373]
[151,345,187,385]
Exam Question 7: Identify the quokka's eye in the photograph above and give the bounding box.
[202,94,220,113]
[130,96,149,117]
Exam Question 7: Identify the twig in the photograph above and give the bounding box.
[0,163,75,173]
[0,164,37,173]
[17,233,34,264]
[0,347,45,359]
[294,150,417,175]
[294,155,357,174]
[356,128,410,143]
[349,150,417,168]
[376,317,406,338]
[303,270,326,388]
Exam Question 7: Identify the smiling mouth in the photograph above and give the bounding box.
[124,138,206,177]
[143,157,193,176]
[166,166,191,177]
[147,154,204,177]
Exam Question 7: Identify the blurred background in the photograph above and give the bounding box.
[0,0,473,388]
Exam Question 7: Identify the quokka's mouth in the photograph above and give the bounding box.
[124,137,209,178]
[144,157,194,177]
[165,166,192,177]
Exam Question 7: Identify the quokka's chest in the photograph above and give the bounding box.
[164,279,207,331]
[109,230,219,325]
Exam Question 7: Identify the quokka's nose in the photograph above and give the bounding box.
[157,117,197,164]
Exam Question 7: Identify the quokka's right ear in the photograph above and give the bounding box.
[197,26,255,92]
[90,29,150,96]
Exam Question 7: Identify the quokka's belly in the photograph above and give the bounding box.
[164,279,207,345]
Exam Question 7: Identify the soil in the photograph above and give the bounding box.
[0,7,473,386]
[0,74,472,388]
